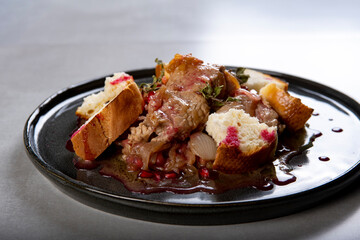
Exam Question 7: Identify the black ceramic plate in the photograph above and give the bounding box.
[24,68,360,225]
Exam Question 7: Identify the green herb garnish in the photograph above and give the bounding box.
[235,67,250,84]
[200,83,242,109]
[140,58,165,93]
[200,84,222,100]
[225,96,239,102]
[200,83,224,107]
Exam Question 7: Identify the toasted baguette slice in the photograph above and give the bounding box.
[71,78,143,160]
[76,72,134,120]
[206,109,277,173]
[260,83,313,132]
[243,69,288,93]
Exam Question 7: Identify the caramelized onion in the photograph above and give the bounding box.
[189,132,217,160]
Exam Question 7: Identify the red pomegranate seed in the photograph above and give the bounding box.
[155,152,166,166]
[153,172,162,181]
[199,167,210,179]
[138,170,153,178]
[144,91,156,104]
[164,172,177,179]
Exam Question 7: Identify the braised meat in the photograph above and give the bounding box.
[123,54,226,171]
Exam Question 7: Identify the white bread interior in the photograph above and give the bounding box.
[206,109,277,173]
[76,72,134,120]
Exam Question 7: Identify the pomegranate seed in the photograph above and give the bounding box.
[138,170,153,178]
[164,173,177,179]
[144,91,156,104]
[199,167,210,179]
[155,152,166,166]
[153,172,162,181]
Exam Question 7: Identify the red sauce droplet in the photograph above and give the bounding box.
[310,131,323,142]
[332,127,343,133]
[319,156,330,161]
[222,126,240,147]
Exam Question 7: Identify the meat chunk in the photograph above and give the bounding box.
[153,90,210,141]
[255,102,280,128]
[217,88,280,128]
[123,54,225,171]
[129,89,209,144]
[165,54,226,93]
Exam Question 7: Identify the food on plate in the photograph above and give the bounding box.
[243,68,288,92]
[206,108,277,173]
[71,73,143,160]
[69,54,314,193]
[260,83,314,132]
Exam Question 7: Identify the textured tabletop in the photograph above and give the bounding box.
[1,1,360,239]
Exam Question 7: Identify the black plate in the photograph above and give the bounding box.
[24,68,360,225]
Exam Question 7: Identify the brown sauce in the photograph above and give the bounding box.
[71,126,323,194]
[319,156,330,161]
[332,127,343,133]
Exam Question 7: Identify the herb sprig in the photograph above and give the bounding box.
[235,67,250,84]
[200,83,240,108]
[140,58,165,93]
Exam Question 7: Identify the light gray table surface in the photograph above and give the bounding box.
[1,1,360,239]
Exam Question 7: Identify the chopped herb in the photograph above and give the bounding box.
[200,83,224,108]
[200,84,240,108]
[200,83,223,100]
[225,96,240,102]
[235,67,250,84]
[140,58,165,93]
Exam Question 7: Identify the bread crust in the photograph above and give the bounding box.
[71,81,143,160]
[213,137,277,174]
[260,83,313,132]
